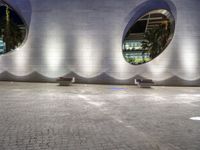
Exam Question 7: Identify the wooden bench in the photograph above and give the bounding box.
[135,79,154,88]
[57,77,75,86]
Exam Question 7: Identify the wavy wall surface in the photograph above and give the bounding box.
[0,0,199,86]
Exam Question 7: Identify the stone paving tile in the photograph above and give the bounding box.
[0,82,200,150]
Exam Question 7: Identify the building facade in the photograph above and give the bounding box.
[0,0,199,86]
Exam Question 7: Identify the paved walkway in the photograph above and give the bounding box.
[0,82,200,150]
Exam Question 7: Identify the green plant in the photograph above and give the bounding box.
[141,22,171,59]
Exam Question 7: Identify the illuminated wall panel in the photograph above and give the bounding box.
[0,0,199,86]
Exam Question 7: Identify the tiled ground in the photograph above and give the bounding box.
[0,82,200,150]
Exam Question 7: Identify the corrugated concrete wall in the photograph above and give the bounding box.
[0,0,199,86]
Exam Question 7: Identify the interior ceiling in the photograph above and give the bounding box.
[127,10,170,40]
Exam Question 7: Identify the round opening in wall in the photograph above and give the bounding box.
[0,2,27,55]
[122,9,175,65]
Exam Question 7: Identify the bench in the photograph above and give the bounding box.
[134,79,154,88]
[57,77,75,86]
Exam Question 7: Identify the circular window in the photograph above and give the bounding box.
[122,9,175,65]
[0,2,27,55]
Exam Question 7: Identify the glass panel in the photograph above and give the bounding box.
[123,9,175,65]
[0,2,26,54]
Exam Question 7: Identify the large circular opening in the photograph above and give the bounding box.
[123,9,175,65]
[0,1,27,55]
